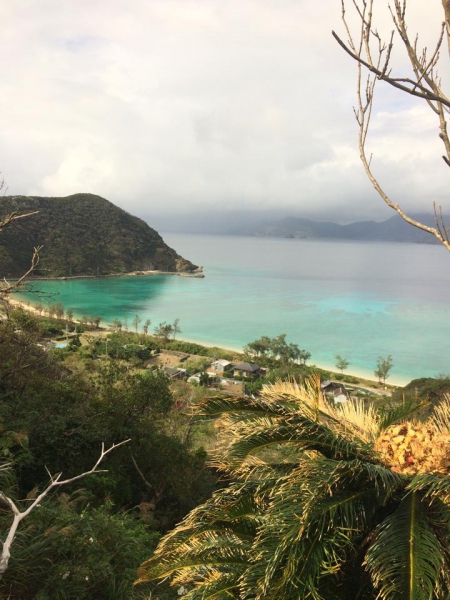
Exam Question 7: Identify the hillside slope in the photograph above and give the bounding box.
[0,193,199,278]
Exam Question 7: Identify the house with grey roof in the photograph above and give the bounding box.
[233,362,262,378]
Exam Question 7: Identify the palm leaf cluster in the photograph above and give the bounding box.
[137,376,450,599]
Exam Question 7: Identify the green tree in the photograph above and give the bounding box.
[244,336,272,359]
[138,377,450,599]
[198,372,209,387]
[132,314,142,333]
[154,322,173,343]
[112,318,122,332]
[268,333,288,362]
[335,354,350,373]
[172,318,181,340]
[91,316,101,329]
[375,355,393,384]
[66,308,74,322]
[142,319,151,335]
[54,302,65,320]
[297,348,311,365]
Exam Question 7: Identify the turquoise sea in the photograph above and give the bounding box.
[23,234,450,385]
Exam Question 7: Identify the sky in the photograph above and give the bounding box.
[1,1,448,225]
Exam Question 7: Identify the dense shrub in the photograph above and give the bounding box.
[1,494,159,600]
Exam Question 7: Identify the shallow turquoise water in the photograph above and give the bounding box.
[22,235,450,384]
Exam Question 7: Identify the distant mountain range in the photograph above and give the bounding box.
[149,210,444,244]
[0,193,199,278]
[230,214,441,244]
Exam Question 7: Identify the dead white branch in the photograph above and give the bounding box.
[0,210,42,303]
[0,211,39,231]
[443,0,450,55]
[334,0,450,251]
[0,439,130,577]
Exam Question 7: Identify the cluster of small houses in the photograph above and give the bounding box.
[164,359,265,387]
[164,358,352,403]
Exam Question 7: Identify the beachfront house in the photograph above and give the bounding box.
[210,359,232,373]
[321,381,349,404]
[233,362,262,378]
[332,387,349,404]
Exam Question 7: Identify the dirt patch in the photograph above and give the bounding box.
[145,352,185,369]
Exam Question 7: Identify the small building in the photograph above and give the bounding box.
[321,381,350,404]
[187,372,217,386]
[332,387,350,404]
[233,362,261,378]
[321,381,345,393]
[187,373,202,384]
[164,367,186,380]
[210,359,232,373]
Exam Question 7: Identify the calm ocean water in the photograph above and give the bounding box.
[24,234,450,385]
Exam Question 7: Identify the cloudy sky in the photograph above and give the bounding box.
[1,1,448,225]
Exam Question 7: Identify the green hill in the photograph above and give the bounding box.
[0,193,200,278]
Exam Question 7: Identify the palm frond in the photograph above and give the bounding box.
[197,395,293,419]
[408,472,450,502]
[365,491,445,600]
[261,375,327,420]
[241,457,399,599]
[137,483,258,587]
[328,399,380,444]
[182,572,240,600]
[216,416,374,471]
[429,394,450,436]
[377,398,425,432]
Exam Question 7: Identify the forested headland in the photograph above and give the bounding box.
[0,194,200,278]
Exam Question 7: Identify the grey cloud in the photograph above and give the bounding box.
[0,0,447,226]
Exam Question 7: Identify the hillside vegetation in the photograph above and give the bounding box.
[0,193,199,277]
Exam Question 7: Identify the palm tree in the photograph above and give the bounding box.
[137,376,450,599]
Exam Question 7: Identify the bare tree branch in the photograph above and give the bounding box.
[0,209,53,309]
[0,211,39,231]
[443,0,450,55]
[0,439,130,577]
[335,0,450,251]
[130,452,153,492]
[331,31,450,109]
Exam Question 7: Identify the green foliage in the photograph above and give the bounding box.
[244,333,311,366]
[92,333,155,362]
[154,319,181,342]
[0,308,217,594]
[0,492,159,600]
[392,377,450,405]
[335,354,350,373]
[0,193,197,277]
[334,373,359,383]
[374,355,394,384]
[139,380,450,599]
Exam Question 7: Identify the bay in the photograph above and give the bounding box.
[25,234,450,385]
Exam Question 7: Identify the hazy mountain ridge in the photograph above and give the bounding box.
[0,193,199,278]
[230,214,442,243]
[148,211,443,244]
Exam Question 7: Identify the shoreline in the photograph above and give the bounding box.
[172,334,406,388]
[9,268,205,282]
[5,296,403,388]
